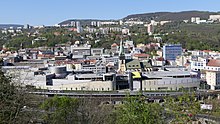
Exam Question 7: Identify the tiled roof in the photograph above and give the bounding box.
[203,50,211,53]
[82,60,97,63]
[207,59,220,67]
[111,43,118,47]
[133,53,150,58]
[37,54,55,58]
[55,60,81,65]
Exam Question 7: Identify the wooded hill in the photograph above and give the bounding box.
[123,11,219,21]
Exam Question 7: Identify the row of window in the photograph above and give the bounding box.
[62,87,111,91]
[194,63,204,66]
[143,87,178,91]
[145,80,197,85]
[206,67,220,71]
[127,64,139,67]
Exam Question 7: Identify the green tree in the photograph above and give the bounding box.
[115,94,164,124]
[41,96,79,124]
[0,68,25,123]
[41,96,114,124]
[164,92,200,123]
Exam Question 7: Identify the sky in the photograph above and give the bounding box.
[0,0,219,26]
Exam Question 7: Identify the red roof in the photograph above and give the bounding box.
[54,32,61,36]
[111,43,118,47]
[133,53,150,58]
[207,59,220,67]
[185,63,190,66]
[55,60,81,65]
[37,54,55,58]
[203,50,211,53]
[83,60,96,63]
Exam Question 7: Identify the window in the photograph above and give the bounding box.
[195,63,197,66]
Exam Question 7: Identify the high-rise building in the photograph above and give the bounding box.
[97,21,101,27]
[163,44,182,61]
[119,20,123,25]
[70,21,76,27]
[147,24,154,35]
[23,24,30,29]
[191,17,200,23]
[117,39,126,74]
[76,21,82,33]
[91,21,96,26]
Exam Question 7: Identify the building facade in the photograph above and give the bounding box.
[204,59,220,90]
[163,44,182,61]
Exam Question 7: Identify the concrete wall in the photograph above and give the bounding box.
[47,80,113,91]
[133,77,199,91]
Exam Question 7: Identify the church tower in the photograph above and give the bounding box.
[117,39,126,74]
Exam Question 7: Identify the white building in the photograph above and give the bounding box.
[124,21,144,25]
[191,50,208,56]
[196,20,207,24]
[70,21,76,27]
[134,70,200,91]
[122,28,130,35]
[190,57,208,71]
[3,64,200,92]
[150,20,159,26]
[100,21,118,25]
[1,30,7,34]
[176,55,189,66]
[191,17,200,23]
[119,20,123,25]
[205,59,220,90]
[209,15,220,21]
[32,37,47,45]
[76,21,82,33]
[160,21,171,25]
[2,66,115,91]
